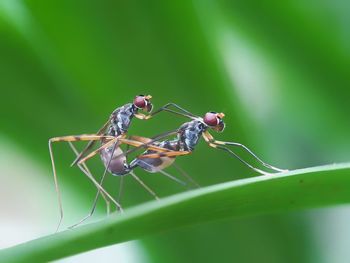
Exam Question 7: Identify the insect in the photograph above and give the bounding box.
[49,96,197,231]
[118,110,286,176]
[76,106,286,226]
[69,105,200,228]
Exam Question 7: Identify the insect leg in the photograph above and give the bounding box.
[69,141,123,229]
[172,162,200,188]
[48,134,116,231]
[113,130,178,159]
[117,176,124,203]
[50,134,114,142]
[77,136,121,165]
[116,140,133,203]
[118,138,172,153]
[71,118,111,166]
[203,131,287,173]
[202,132,270,175]
[136,159,186,186]
[130,171,159,200]
[216,141,286,172]
[138,151,191,159]
[48,139,63,232]
[68,142,111,215]
[135,103,198,120]
[130,136,198,187]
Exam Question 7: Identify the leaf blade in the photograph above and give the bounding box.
[1,163,350,262]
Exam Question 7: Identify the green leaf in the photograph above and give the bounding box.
[1,163,350,262]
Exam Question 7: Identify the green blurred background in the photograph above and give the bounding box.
[1,0,349,262]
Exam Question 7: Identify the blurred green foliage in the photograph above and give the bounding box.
[0,0,349,262]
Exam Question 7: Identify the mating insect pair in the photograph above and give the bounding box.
[49,95,286,231]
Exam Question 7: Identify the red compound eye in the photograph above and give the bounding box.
[203,112,219,126]
[134,96,147,108]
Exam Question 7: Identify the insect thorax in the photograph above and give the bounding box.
[99,103,139,176]
[107,103,136,136]
[178,120,206,151]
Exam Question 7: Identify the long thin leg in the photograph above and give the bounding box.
[117,142,130,203]
[157,169,186,186]
[68,144,121,208]
[77,137,120,164]
[77,136,174,165]
[130,171,159,200]
[113,130,178,159]
[68,142,110,215]
[117,176,124,203]
[73,104,193,166]
[68,190,100,229]
[69,141,122,229]
[218,141,286,172]
[172,162,200,188]
[48,140,63,232]
[135,103,198,120]
[138,151,191,159]
[118,138,173,152]
[157,103,198,117]
[50,134,114,142]
[130,137,200,187]
[202,134,269,175]
[216,144,269,175]
[71,118,111,166]
[48,135,119,232]
[137,159,186,186]
[90,140,122,209]
[74,136,157,226]
[203,131,286,173]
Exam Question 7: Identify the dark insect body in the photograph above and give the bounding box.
[49,96,195,231]
[124,112,286,176]
[49,95,285,231]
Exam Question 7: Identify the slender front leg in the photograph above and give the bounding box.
[68,142,111,215]
[136,159,187,186]
[70,141,124,229]
[128,135,196,187]
[48,134,117,232]
[203,131,287,173]
[112,130,178,159]
[50,134,114,142]
[118,138,173,153]
[71,118,111,166]
[202,132,270,175]
[173,162,200,188]
[138,151,191,159]
[48,139,63,232]
[130,172,159,200]
[77,136,175,165]
[135,103,198,120]
[77,136,121,165]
